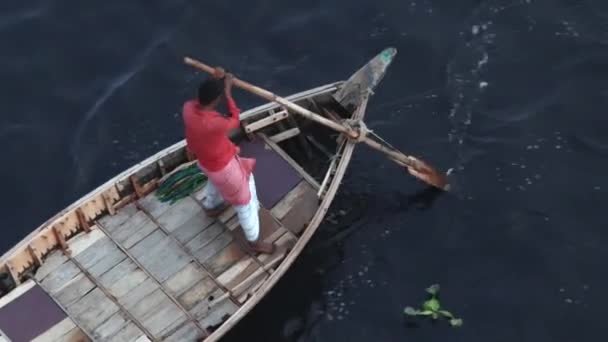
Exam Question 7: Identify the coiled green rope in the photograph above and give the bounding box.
[156,163,207,204]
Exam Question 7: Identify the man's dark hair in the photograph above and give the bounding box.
[198,78,224,105]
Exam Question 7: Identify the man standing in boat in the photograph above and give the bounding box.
[182,68,274,254]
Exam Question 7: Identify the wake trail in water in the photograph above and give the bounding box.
[69,29,176,191]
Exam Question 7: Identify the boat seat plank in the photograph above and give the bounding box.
[171,210,216,245]
[129,230,192,282]
[155,197,202,232]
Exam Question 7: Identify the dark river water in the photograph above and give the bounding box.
[2,0,608,341]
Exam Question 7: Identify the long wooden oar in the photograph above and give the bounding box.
[183,57,450,191]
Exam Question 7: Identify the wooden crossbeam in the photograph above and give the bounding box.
[244,110,288,133]
[269,127,300,143]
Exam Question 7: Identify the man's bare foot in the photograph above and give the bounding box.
[248,239,275,254]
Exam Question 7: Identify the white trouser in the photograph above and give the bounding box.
[201,175,260,242]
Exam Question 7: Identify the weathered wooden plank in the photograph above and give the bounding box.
[171,211,215,245]
[118,222,158,250]
[184,222,225,254]
[73,236,127,277]
[156,197,202,232]
[270,127,301,143]
[106,211,152,241]
[107,322,146,342]
[188,288,225,320]
[97,203,138,230]
[244,110,288,133]
[91,311,129,341]
[99,258,148,299]
[216,257,260,292]
[137,191,172,219]
[162,262,207,298]
[203,241,249,277]
[129,231,191,282]
[31,317,76,342]
[35,252,69,281]
[270,181,310,220]
[66,288,120,333]
[217,207,237,224]
[58,327,91,342]
[163,321,205,342]
[197,298,238,331]
[193,230,233,264]
[124,288,167,319]
[236,272,269,304]
[257,232,297,268]
[118,278,158,309]
[140,296,187,337]
[176,277,217,311]
[257,208,286,243]
[40,260,81,294]
[54,273,96,307]
[67,229,105,257]
[134,335,152,342]
[274,182,318,235]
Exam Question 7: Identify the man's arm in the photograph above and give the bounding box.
[223,73,241,129]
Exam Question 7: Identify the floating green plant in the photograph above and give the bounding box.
[404,284,463,327]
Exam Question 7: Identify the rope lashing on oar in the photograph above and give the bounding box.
[343,119,370,142]
[156,163,207,204]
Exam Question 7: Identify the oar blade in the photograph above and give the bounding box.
[406,158,450,191]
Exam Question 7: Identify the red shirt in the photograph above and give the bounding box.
[183,95,241,171]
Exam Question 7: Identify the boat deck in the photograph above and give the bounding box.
[0,139,318,342]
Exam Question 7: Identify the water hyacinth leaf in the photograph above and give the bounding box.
[439,310,454,318]
[426,284,440,295]
[404,307,419,316]
[450,318,463,327]
[423,298,440,311]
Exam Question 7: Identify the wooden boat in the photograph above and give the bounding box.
[0,48,396,342]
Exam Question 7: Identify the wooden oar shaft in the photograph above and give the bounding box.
[183,56,448,190]
[184,57,352,136]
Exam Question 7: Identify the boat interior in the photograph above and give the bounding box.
[0,82,362,342]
